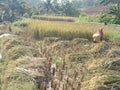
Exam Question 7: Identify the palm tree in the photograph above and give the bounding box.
[44,0,53,14]
[38,0,60,15]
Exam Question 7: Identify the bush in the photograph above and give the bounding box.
[76,13,98,22]
[113,17,120,24]
[99,13,116,24]
[13,18,29,27]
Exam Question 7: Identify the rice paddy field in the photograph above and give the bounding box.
[28,17,120,41]
[0,15,120,90]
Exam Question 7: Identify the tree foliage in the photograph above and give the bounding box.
[0,0,30,22]
[99,0,120,24]
[61,0,80,16]
[37,0,80,17]
[72,0,100,8]
[38,0,61,15]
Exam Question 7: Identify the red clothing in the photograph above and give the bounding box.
[96,29,103,36]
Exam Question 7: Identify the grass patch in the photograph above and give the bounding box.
[104,30,120,41]
[75,14,99,23]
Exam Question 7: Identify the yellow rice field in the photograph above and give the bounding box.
[27,18,120,41]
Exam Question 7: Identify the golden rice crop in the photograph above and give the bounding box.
[31,15,75,22]
[28,19,97,40]
[21,18,120,41]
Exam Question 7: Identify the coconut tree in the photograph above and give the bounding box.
[44,0,53,14]
[42,0,61,14]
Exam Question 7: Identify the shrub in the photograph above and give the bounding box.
[13,18,29,27]
[99,13,116,24]
[99,13,120,24]
[113,17,120,24]
[76,13,98,22]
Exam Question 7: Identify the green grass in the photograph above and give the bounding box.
[104,30,120,41]
[75,14,99,23]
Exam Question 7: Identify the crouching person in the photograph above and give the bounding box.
[92,28,103,43]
